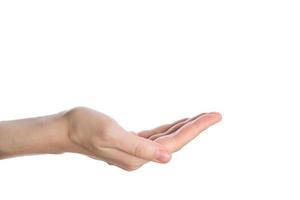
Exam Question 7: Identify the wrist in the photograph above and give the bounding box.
[48,111,74,154]
[61,108,90,155]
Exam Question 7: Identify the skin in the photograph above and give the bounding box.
[0,107,222,171]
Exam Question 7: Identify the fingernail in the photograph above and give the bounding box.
[155,149,171,163]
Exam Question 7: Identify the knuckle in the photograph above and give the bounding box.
[133,143,146,158]
[121,158,145,172]
[123,163,141,172]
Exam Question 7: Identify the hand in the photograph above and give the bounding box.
[65,107,222,171]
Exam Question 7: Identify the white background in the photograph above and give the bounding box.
[0,0,299,199]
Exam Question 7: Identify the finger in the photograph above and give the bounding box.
[137,117,189,138]
[149,113,207,141]
[155,112,222,152]
[115,131,171,163]
[94,147,147,171]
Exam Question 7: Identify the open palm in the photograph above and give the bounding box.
[67,107,222,171]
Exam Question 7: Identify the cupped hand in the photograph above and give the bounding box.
[65,107,222,171]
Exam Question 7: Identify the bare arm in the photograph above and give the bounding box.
[0,107,222,171]
[0,112,73,159]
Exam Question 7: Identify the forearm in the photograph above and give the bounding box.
[0,112,72,159]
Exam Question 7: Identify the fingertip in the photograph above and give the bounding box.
[154,147,172,163]
[208,112,222,122]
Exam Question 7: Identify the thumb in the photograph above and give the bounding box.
[116,131,171,163]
